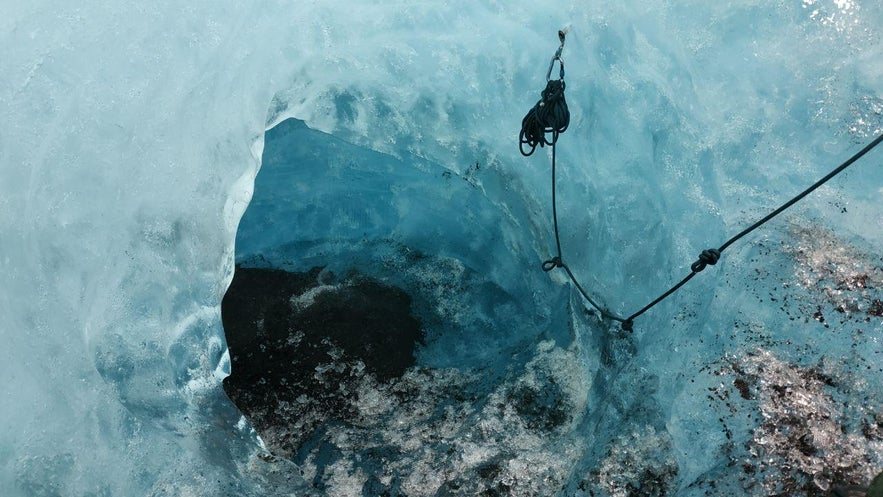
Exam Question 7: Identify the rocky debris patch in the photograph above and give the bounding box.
[586,425,679,497]
[785,224,883,326]
[222,266,589,496]
[707,349,882,495]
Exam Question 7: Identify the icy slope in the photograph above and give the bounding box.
[1,1,881,496]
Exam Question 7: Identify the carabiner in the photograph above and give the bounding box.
[545,28,567,81]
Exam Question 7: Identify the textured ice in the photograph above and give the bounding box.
[2,1,882,496]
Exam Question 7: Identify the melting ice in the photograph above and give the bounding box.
[1,1,882,496]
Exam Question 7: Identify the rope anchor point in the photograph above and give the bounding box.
[520,28,883,333]
[542,257,563,272]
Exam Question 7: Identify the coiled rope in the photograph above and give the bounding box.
[521,29,883,332]
[520,30,570,157]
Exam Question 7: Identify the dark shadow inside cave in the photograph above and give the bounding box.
[221,265,424,456]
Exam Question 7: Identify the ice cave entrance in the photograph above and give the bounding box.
[219,116,582,486]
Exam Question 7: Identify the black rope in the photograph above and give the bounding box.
[535,130,883,332]
[541,143,628,324]
[719,133,883,253]
[521,30,883,332]
[523,30,626,324]
[620,131,883,327]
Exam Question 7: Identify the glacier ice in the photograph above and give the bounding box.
[2,1,882,496]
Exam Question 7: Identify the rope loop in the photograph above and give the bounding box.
[542,257,563,272]
[690,248,721,273]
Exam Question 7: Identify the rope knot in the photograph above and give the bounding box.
[621,319,634,333]
[542,257,563,272]
[690,248,721,273]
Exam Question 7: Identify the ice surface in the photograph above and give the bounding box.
[2,0,882,496]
